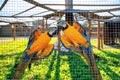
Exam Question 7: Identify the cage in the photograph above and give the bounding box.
[0,0,120,80]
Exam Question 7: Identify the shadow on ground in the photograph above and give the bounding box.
[1,52,23,79]
[59,51,93,80]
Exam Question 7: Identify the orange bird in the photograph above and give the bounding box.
[26,31,54,57]
[60,22,89,48]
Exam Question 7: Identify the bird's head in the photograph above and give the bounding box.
[57,20,68,30]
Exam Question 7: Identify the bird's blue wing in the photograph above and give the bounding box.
[76,22,92,56]
[23,31,36,64]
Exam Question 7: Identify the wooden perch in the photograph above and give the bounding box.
[11,53,48,79]
[12,56,32,79]
[69,46,102,80]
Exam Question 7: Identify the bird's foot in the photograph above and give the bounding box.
[73,43,80,48]
[26,50,33,55]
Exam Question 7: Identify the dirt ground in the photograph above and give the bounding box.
[0,37,28,44]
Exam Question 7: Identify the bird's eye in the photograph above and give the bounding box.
[62,24,67,28]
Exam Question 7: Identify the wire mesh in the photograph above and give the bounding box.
[0,0,120,80]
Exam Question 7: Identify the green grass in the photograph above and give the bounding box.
[0,39,120,80]
[91,40,120,80]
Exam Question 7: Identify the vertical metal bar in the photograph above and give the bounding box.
[45,18,48,29]
[100,24,103,49]
[88,13,91,39]
[14,26,16,40]
[98,20,100,49]
[115,23,117,43]
[88,19,91,39]
[58,13,61,53]
[57,35,60,54]
[100,35,103,49]
[103,22,107,44]
[12,25,16,40]
[42,17,44,32]
[65,0,73,26]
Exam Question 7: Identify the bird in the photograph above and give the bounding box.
[59,21,102,80]
[73,21,92,56]
[26,31,53,56]
[12,28,42,79]
[22,28,42,64]
[12,27,60,79]
[58,21,91,56]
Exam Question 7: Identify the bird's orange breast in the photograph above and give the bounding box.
[29,32,51,53]
[63,26,87,47]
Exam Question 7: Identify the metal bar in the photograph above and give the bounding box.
[37,8,119,14]
[11,25,16,40]
[57,32,61,53]
[0,16,43,18]
[93,19,108,21]
[98,20,100,49]
[0,0,8,11]
[94,7,120,13]
[12,6,36,16]
[44,12,64,19]
[57,13,62,53]
[24,0,57,12]
[42,17,44,32]
[45,18,48,29]
[100,32,103,49]
[0,15,116,19]
[0,20,11,23]
[11,22,24,24]
[43,3,120,6]
[14,26,16,40]
[88,13,92,39]
[65,0,73,26]
[30,10,49,16]
[108,11,120,17]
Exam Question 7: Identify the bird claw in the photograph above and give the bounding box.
[69,46,79,51]
[69,46,83,54]
[73,42,79,48]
